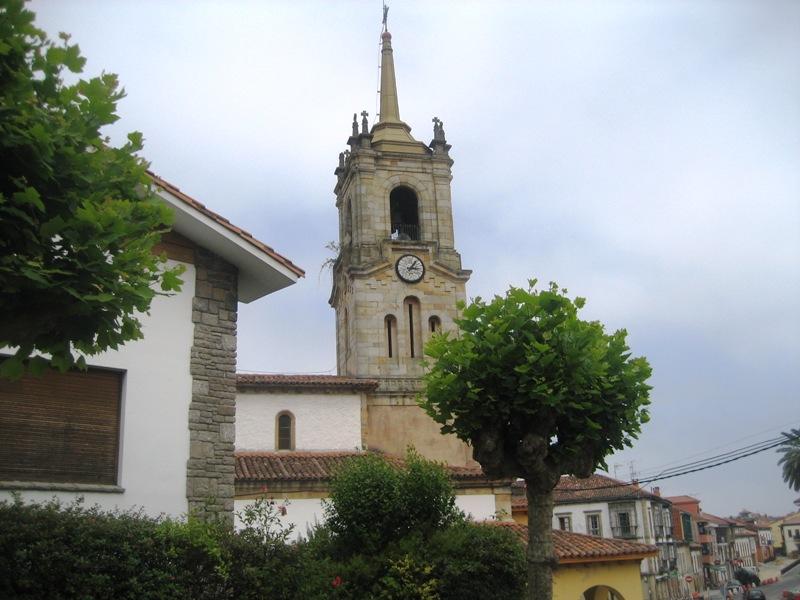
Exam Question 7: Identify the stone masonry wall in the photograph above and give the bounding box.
[187,248,238,524]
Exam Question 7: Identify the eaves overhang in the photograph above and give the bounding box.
[150,173,304,302]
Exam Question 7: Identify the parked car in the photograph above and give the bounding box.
[745,590,765,600]
[782,589,800,600]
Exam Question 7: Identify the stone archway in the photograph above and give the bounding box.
[583,585,626,600]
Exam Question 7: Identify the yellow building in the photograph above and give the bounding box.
[498,522,658,600]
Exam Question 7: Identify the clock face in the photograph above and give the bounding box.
[396,254,425,283]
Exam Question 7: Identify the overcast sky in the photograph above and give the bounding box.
[30,0,799,517]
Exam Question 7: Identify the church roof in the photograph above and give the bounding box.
[236,374,379,392]
[235,450,489,484]
[491,522,658,563]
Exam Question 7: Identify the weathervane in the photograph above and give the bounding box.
[382,1,389,32]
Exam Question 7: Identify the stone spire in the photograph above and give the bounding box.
[378,31,401,124]
[370,28,425,153]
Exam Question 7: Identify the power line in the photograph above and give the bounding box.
[561,432,799,493]
[641,437,785,479]
[635,420,800,477]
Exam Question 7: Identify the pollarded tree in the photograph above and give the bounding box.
[778,428,800,492]
[0,1,182,378]
[421,280,652,600]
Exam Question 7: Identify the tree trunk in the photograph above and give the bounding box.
[526,481,555,600]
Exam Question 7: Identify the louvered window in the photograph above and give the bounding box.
[0,363,123,485]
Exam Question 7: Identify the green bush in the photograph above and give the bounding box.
[304,452,525,599]
[323,449,462,556]
[0,457,526,599]
[0,495,296,599]
[426,522,527,600]
[297,524,525,600]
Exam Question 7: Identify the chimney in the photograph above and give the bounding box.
[653,486,661,496]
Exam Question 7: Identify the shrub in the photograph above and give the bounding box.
[0,494,298,599]
[426,522,527,600]
[228,497,301,600]
[373,554,440,600]
[323,449,463,556]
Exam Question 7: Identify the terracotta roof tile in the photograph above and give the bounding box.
[236,374,379,392]
[553,474,663,503]
[148,171,305,278]
[665,495,701,505]
[698,512,732,526]
[235,450,489,483]
[511,496,528,511]
[491,522,658,563]
[783,514,800,526]
[754,518,772,529]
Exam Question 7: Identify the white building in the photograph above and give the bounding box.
[0,174,303,523]
[781,514,800,555]
[233,374,505,539]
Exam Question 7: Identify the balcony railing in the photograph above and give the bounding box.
[390,223,420,241]
[654,525,674,538]
[612,525,639,539]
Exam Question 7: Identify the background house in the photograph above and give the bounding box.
[781,514,800,556]
[0,175,303,523]
[500,522,658,600]
[513,475,685,600]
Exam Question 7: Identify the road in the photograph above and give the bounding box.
[765,562,800,600]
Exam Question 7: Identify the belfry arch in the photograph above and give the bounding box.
[389,185,419,240]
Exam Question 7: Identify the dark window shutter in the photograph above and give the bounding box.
[0,364,123,485]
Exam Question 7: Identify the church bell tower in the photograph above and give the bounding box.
[330,26,473,465]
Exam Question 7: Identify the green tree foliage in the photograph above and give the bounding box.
[323,449,462,557]
[425,522,526,600]
[0,495,301,600]
[300,450,526,599]
[421,280,652,600]
[778,428,800,492]
[0,1,182,378]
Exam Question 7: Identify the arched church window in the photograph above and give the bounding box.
[403,296,422,358]
[275,411,295,451]
[385,314,397,358]
[390,186,420,241]
[428,315,441,333]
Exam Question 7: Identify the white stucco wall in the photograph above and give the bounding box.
[782,525,800,554]
[456,493,499,521]
[551,501,613,537]
[236,391,362,451]
[234,497,326,540]
[234,492,498,541]
[1,260,195,518]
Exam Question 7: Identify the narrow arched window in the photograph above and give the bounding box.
[429,315,441,333]
[390,186,420,240]
[385,315,397,358]
[343,197,353,245]
[276,411,295,450]
[403,297,422,358]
